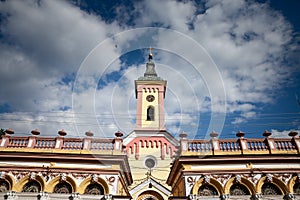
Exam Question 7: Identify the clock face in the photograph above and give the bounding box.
[146,95,155,102]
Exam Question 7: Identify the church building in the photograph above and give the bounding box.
[123,50,178,200]
[0,51,300,200]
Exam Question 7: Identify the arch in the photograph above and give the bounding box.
[256,176,287,194]
[224,177,255,195]
[46,175,77,193]
[261,182,282,195]
[198,184,218,196]
[229,183,250,195]
[78,176,109,194]
[0,173,15,191]
[14,174,46,192]
[22,180,41,193]
[0,179,10,192]
[293,182,300,195]
[147,106,155,121]
[287,176,300,194]
[84,183,104,195]
[137,190,164,200]
[53,181,72,194]
[192,177,223,195]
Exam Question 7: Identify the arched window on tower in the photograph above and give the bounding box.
[147,106,155,121]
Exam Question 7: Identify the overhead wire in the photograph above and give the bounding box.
[0,111,299,137]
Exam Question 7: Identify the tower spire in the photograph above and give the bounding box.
[148,47,153,62]
[135,48,167,130]
[138,48,162,81]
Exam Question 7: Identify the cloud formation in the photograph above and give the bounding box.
[0,0,298,138]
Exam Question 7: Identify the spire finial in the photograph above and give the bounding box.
[148,47,153,61]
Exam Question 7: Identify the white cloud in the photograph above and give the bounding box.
[0,0,297,138]
[134,0,196,31]
[271,129,299,138]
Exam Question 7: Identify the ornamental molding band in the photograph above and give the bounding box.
[185,175,202,195]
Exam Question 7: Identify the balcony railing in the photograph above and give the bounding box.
[180,131,300,155]
[0,130,124,153]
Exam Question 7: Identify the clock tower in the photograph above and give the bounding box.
[124,49,177,200]
[135,49,167,131]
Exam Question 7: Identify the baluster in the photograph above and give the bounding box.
[234,142,237,151]
[285,141,289,150]
[257,142,261,151]
[282,141,286,150]
[224,142,228,151]
[289,141,294,150]
[277,142,281,150]
[251,142,255,150]
[220,142,224,151]
[233,142,236,151]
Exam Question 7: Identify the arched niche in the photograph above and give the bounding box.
[224,176,255,195]
[256,175,287,195]
[229,183,250,195]
[0,173,15,192]
[137,190,164,200]
[84,183,104,195]
[53,182,73,194]
[0,179,10,192]
[261,182,282,195]
[22,180,41,193]
[198,184,218,196]
[192,177,223,196]
[78,176,109,194]
[293,182,300,195]
[14,174,46,192]
[46,175,77,193]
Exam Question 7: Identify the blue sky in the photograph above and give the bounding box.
[0,0,299,139]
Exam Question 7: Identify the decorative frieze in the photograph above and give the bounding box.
[184,175,201,196]
[212,174,232,186]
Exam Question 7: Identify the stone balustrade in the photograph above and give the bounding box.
[179,130,300,156]
[0,129,124,153]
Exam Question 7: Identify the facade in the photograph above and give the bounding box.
[0,129,132,200]
[124,51,177,200]
[0,52,300,200]
[168,131,300,200]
